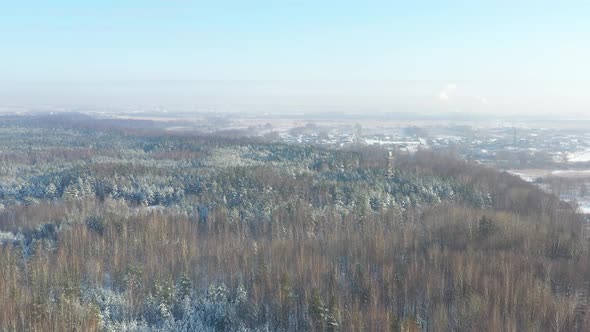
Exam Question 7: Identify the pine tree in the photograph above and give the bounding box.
[308,289,325,331]
[63,184,79,201]
[326,295,341,332]
[45,182,57,198]
[177,275,192,299]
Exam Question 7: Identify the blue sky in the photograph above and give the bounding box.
[1,1,589,114]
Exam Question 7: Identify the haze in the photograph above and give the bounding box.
[1,1,589,117]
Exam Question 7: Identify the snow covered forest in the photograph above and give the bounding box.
[0,114,588,331]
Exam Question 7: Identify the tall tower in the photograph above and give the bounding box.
[353,123,363,146]
[386,151,395,178]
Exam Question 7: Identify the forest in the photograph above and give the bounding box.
[0,113,588,331]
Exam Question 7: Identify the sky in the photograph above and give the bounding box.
[0,1,589,116]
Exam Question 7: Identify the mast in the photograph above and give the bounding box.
[386,150,395,178]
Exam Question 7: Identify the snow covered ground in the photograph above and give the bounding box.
[507,170,541,182]
[578,200,590,214]
[551,169,590,176]
[568,150,590,163]
[364,139,422,146]
[508,169,590,181]
[508,169,590,215]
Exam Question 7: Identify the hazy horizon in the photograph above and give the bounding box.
[1,1,589,116]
